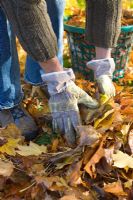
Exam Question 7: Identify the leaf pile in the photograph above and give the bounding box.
[0,70,133,199]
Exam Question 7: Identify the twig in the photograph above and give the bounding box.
[19,181,36,193]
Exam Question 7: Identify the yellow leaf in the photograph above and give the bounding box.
[94,109,114,128]
[124,180,133,189]
[0,138,20,156]
[0,160,14,177]
[121,123,131,136]
[112,150,133,169]
[16,141,47,156]
[100,94,109,104]
[104,181,126,196]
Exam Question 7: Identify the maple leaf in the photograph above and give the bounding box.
[112,150,133,169]
[16,141,47,156]
[0,159,14,177]
[0,138,20,156]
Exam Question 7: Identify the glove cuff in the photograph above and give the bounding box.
[87,58,115,79]
[41,68,75,95]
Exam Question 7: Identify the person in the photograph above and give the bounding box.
[25,0,65,85]
[0,0,121,145]
[86,0,122,97]
[0,0,65,141]
[0,0,99,145]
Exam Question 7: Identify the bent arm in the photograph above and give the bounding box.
[1,0,58,62]
[86,0,122,48]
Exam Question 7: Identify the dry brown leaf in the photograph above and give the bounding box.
[51,138,59,152]
[77,125,100,146]
[35,176,58,188]
[68,160,83,186]
[27,100,50,119]
[0,160,14,177]
[35,176,68,191]
[0,124,22,139]
[60,194,79,200]
[104,181,127,196]
[84,135,106,178]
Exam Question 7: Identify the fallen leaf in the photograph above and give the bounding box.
[35,176,68,191]
[44,192,53,200]
[60,194,79,200]
[35,176,56,189]
[94,109,114,129]
[104,181,126,196]
[51,138,59,152]
[0,124,22,139]
[55,156,76,170]
[16,141,47,156]
[124,180,133,189]
[100,94,110,104]
[128,129,133,154]
[112,150,133,169]
[0,160,14,177]
[84,135,106,178]
[104,146,114,165]
[0,138,20,156]
[0,177,6,191]
[77,125,100,146]
[68,160,83,186]
[121,123,131,136]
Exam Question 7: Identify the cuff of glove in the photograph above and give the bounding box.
[41,68,75,95]
[87,58,115,79]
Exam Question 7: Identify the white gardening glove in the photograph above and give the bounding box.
[42,69,99,145]
[87,58,116,97]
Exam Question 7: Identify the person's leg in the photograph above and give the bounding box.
[24,0,65,85]
[86,0,122,97]
[0,8,38,140]
[0,8,22,109]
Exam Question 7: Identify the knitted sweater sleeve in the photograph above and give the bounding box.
[1,0,58,62]
[86,0,122,48]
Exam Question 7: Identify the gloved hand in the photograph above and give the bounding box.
[87,58,116,97]
[42,69,99,145]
